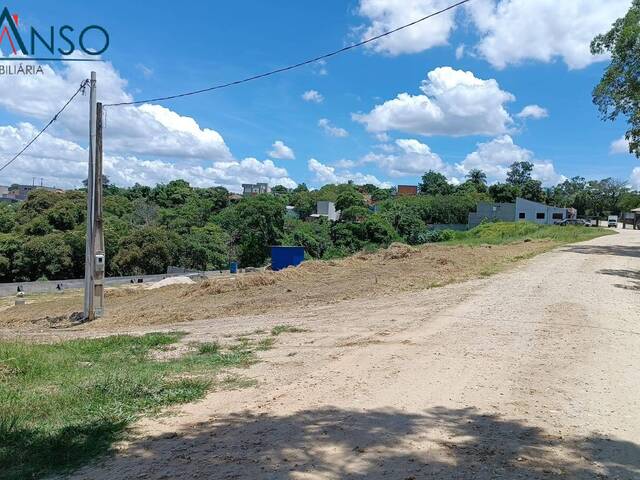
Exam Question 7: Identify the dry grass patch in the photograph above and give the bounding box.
[0,240,556,333]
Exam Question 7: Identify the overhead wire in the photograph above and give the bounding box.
[0,79,90,173]
[0,0,471,173]
[104,0,471,107]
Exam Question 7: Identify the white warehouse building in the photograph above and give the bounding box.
[469,198,572,228]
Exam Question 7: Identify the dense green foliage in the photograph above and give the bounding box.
[591,0,640,156]
[0,165,637,282]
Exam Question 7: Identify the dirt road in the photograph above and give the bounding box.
[70,230,640,480]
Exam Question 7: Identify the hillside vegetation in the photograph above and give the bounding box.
[0,223,612,330]
[0,163,634,283]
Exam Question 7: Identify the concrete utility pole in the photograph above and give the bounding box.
[83,71,97,321]
[94,102,105,317]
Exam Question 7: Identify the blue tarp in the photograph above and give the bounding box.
[271,246,305,271]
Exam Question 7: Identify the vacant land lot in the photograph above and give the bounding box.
[3,223,633,480]
[54,228,637,480]
[0,224,610,336]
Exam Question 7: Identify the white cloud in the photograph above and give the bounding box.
[302,90,324,103]
[517,104,548,119]
[455,44,465,59]
[362,138,448,177]
[136,64,154,78]
[0,123,297,192]
[630,167,640,189]
[357,0,458,55]
[318,118,349,138]
[610,136,630,155]
[0,58,233,162]
[374,132,390,142]
[0,58,296,192]
[467,0,631,69]
[308,158,391,187]
[353,66,514,137]
[355,0,629,70]
[313,60,328,76]
[268,140,295,160]
[456,135,565,186]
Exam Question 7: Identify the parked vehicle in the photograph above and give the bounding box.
[608,215,619,228]
[555,219,591,227]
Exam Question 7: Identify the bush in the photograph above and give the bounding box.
[282,219,331,259]
[415,229,455,244]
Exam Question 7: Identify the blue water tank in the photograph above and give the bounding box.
[271,246,305,271]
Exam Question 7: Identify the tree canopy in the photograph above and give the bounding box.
[591,0,640,156]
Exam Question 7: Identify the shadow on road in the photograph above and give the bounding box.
[598,268,640,291]
[75,407,640,479]
[562,244,640,259]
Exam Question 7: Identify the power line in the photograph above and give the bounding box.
[105,0,471,107]
[0,79,90,173]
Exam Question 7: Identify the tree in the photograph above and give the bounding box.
[466,169,487,187]
[506,161,533,186]
[149,180,194,208]
[46,200,84,231]
[112,226,182,275]
[0,204,16,233]
[520,179,545,203]
[293,183,309,193]
[591,0,640,156]
[215,195,286,267]
[419,171,453,195]
[13,234,73,281]
[489,183,519,203]
[618,191,640,212]
[291,191,316,220]
[362,215,398,245]
[271,185,289,195]
[381,204,426,245]
[183,224,230,270]
[335,189,365,212]
[339,205,371,223]
[282,219,332,259]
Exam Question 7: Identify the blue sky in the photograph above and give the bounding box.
[0,0,638,191]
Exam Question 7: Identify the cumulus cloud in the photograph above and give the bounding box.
[0,58,295,191]
[362,138,449,177]
[302,90,324,103]
[517,104,548,119]
[355,0,629,70]
[456,135,565,186]
[610,136,630,155]
[318,118,349,137]
[467,0,631,69]
[268,140,295,160]
[353,66,514,137]
[308,158,390,187]
[356,0,458,55]
[0,123,297,191]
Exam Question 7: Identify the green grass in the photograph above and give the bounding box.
[448,221,614,246]
[0,333,256,480]
[270,325,307,336]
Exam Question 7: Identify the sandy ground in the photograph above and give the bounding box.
[0,241,555,334]
[55,230,640,478]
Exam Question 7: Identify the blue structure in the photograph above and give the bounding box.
[229,261,238,274]
[271,246,305,271]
